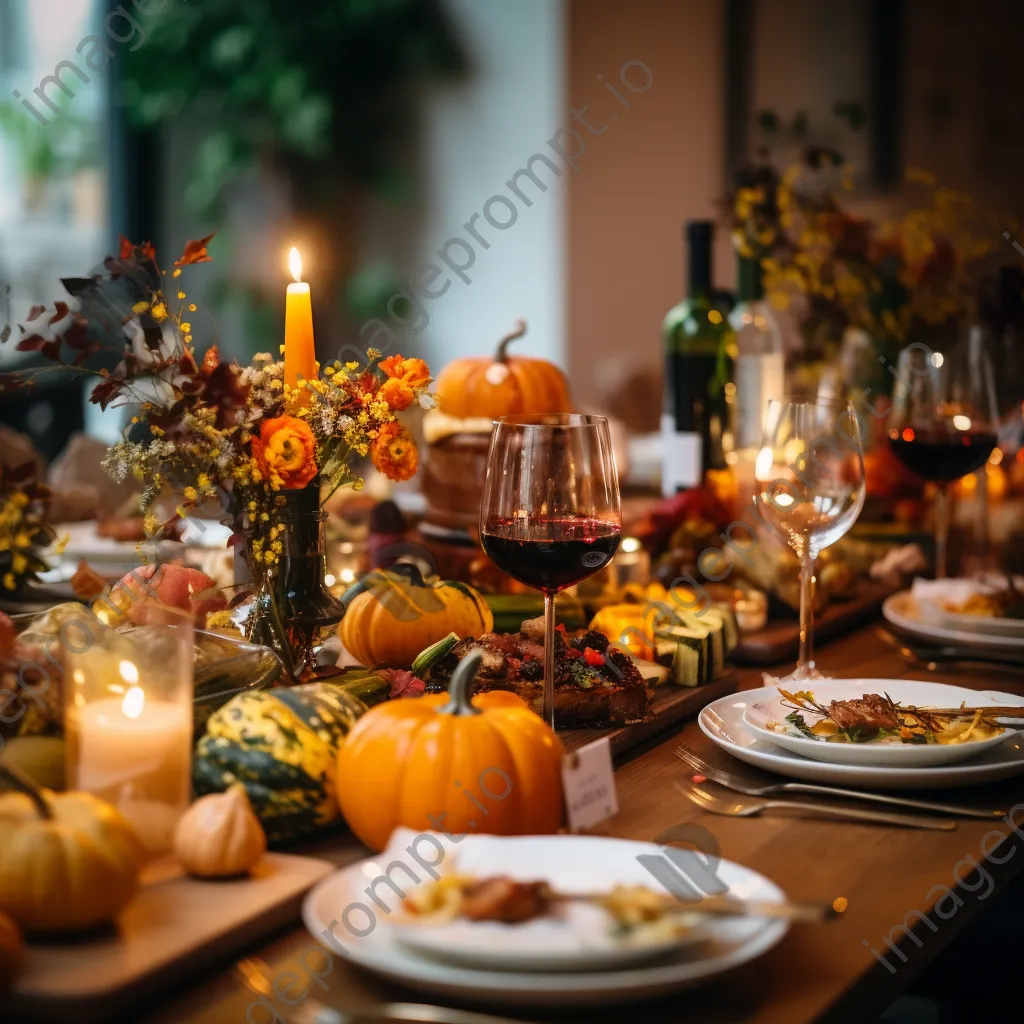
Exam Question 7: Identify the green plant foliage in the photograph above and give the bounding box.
[119,0,467,216]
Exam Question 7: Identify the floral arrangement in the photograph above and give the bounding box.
[0,462,60,594]
[729,136,995,369]
[0,237,432,580]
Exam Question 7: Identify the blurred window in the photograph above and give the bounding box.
[0,0,112,457]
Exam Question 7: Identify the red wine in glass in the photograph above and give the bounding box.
[480,515,621,593]
[889,427,997,482]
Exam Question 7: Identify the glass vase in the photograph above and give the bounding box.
[242,493,344,680]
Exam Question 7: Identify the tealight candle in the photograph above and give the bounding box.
[735,590,768,632]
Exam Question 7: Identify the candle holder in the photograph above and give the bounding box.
[242,479,344,680]
[65,606,194,858]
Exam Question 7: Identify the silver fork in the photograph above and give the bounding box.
[675,745,1006,819]
[677,780,957,830]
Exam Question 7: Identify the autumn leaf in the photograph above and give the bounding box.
[200,344,220,376]
[119,236,157,261]
[48,301,69,324]
[175,233,216,267]
[24,305,45,322]
[71,559,107,600]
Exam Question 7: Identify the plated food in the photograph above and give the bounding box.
[394,872,705,971]
[303,831,790,1002]
[702,682,1024,787]
[773,688,1009,746]
[883,589,1024,650]
[739,680,1024,769]
[905,576,1024,639]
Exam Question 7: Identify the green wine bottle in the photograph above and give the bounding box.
[661,221,734,495]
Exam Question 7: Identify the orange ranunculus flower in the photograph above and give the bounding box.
[371,421,419,481]
[378,355,431,411]
[252,416,317,490]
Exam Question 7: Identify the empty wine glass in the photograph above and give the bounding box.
[754,398,866,680]
[887,335,999,578]
[480,414,622,729]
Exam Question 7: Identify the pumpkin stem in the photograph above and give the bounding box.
[0,762,54,820]
[438,649,484,717]
[495,318,527,363]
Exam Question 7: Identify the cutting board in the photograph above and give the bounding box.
[731,583,893,666]
[560,669,738,760]
[6,852,333,1024]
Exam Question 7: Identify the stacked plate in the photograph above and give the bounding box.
[302,830,789,1008]
[700,680,1024,789]
[883,577,1024,657]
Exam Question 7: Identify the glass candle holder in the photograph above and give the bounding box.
[65,606,194,857]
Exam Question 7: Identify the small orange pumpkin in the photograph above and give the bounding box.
[434,319,571,419]
[336,651,564,851]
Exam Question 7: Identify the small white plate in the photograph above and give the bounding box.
[700,683,1024,790]
[302,831,789,1007]
[743,681,1017,767]
[883,591,1024,653]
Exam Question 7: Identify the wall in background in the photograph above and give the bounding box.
[411,0,567,371]
[566,0,725,428]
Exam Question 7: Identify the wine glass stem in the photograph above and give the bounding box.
[543,591,556,730]
[935,484,950,579]
[797,554,816,676]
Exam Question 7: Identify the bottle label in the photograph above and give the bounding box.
[735,352,785,450]
[661,415,701,494]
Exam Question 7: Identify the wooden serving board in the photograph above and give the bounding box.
[731,583,893,666]
[560,669,738,761]
[7,852,333,1024]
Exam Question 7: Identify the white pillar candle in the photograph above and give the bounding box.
[67,683,191,856]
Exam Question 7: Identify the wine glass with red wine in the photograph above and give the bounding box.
[480,414,622,729]
[888,336,998,578]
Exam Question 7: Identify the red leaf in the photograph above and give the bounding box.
[24,305,45,322]
[41,339,61,361]
[63,317,91,350]
[48,301,69,325]
[200,344,220,376]
[119,237,157,261]
[174,232,216,267]
[15,334,46,352]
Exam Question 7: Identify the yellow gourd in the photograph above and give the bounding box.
[0,765,143,935]
[339,566,492,669]
[173,786,267,878]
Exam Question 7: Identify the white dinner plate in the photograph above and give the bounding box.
[302,831,788,1007]
[742,681,1019,767]
[883,591,1024,653]
[909,576,1024,639]
[700,683,1024,790]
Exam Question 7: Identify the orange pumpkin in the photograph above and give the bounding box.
[336,650,564,851]
[434,319,571,419]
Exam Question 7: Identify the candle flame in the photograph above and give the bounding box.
[122,685,145,720]
[289,246,303,283]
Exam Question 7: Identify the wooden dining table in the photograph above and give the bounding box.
[141,623,1024,1024]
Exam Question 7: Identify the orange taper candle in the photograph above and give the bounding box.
[284,247,316,397]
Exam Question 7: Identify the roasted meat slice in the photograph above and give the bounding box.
[828,695,899,733]
[460,877,551,923]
